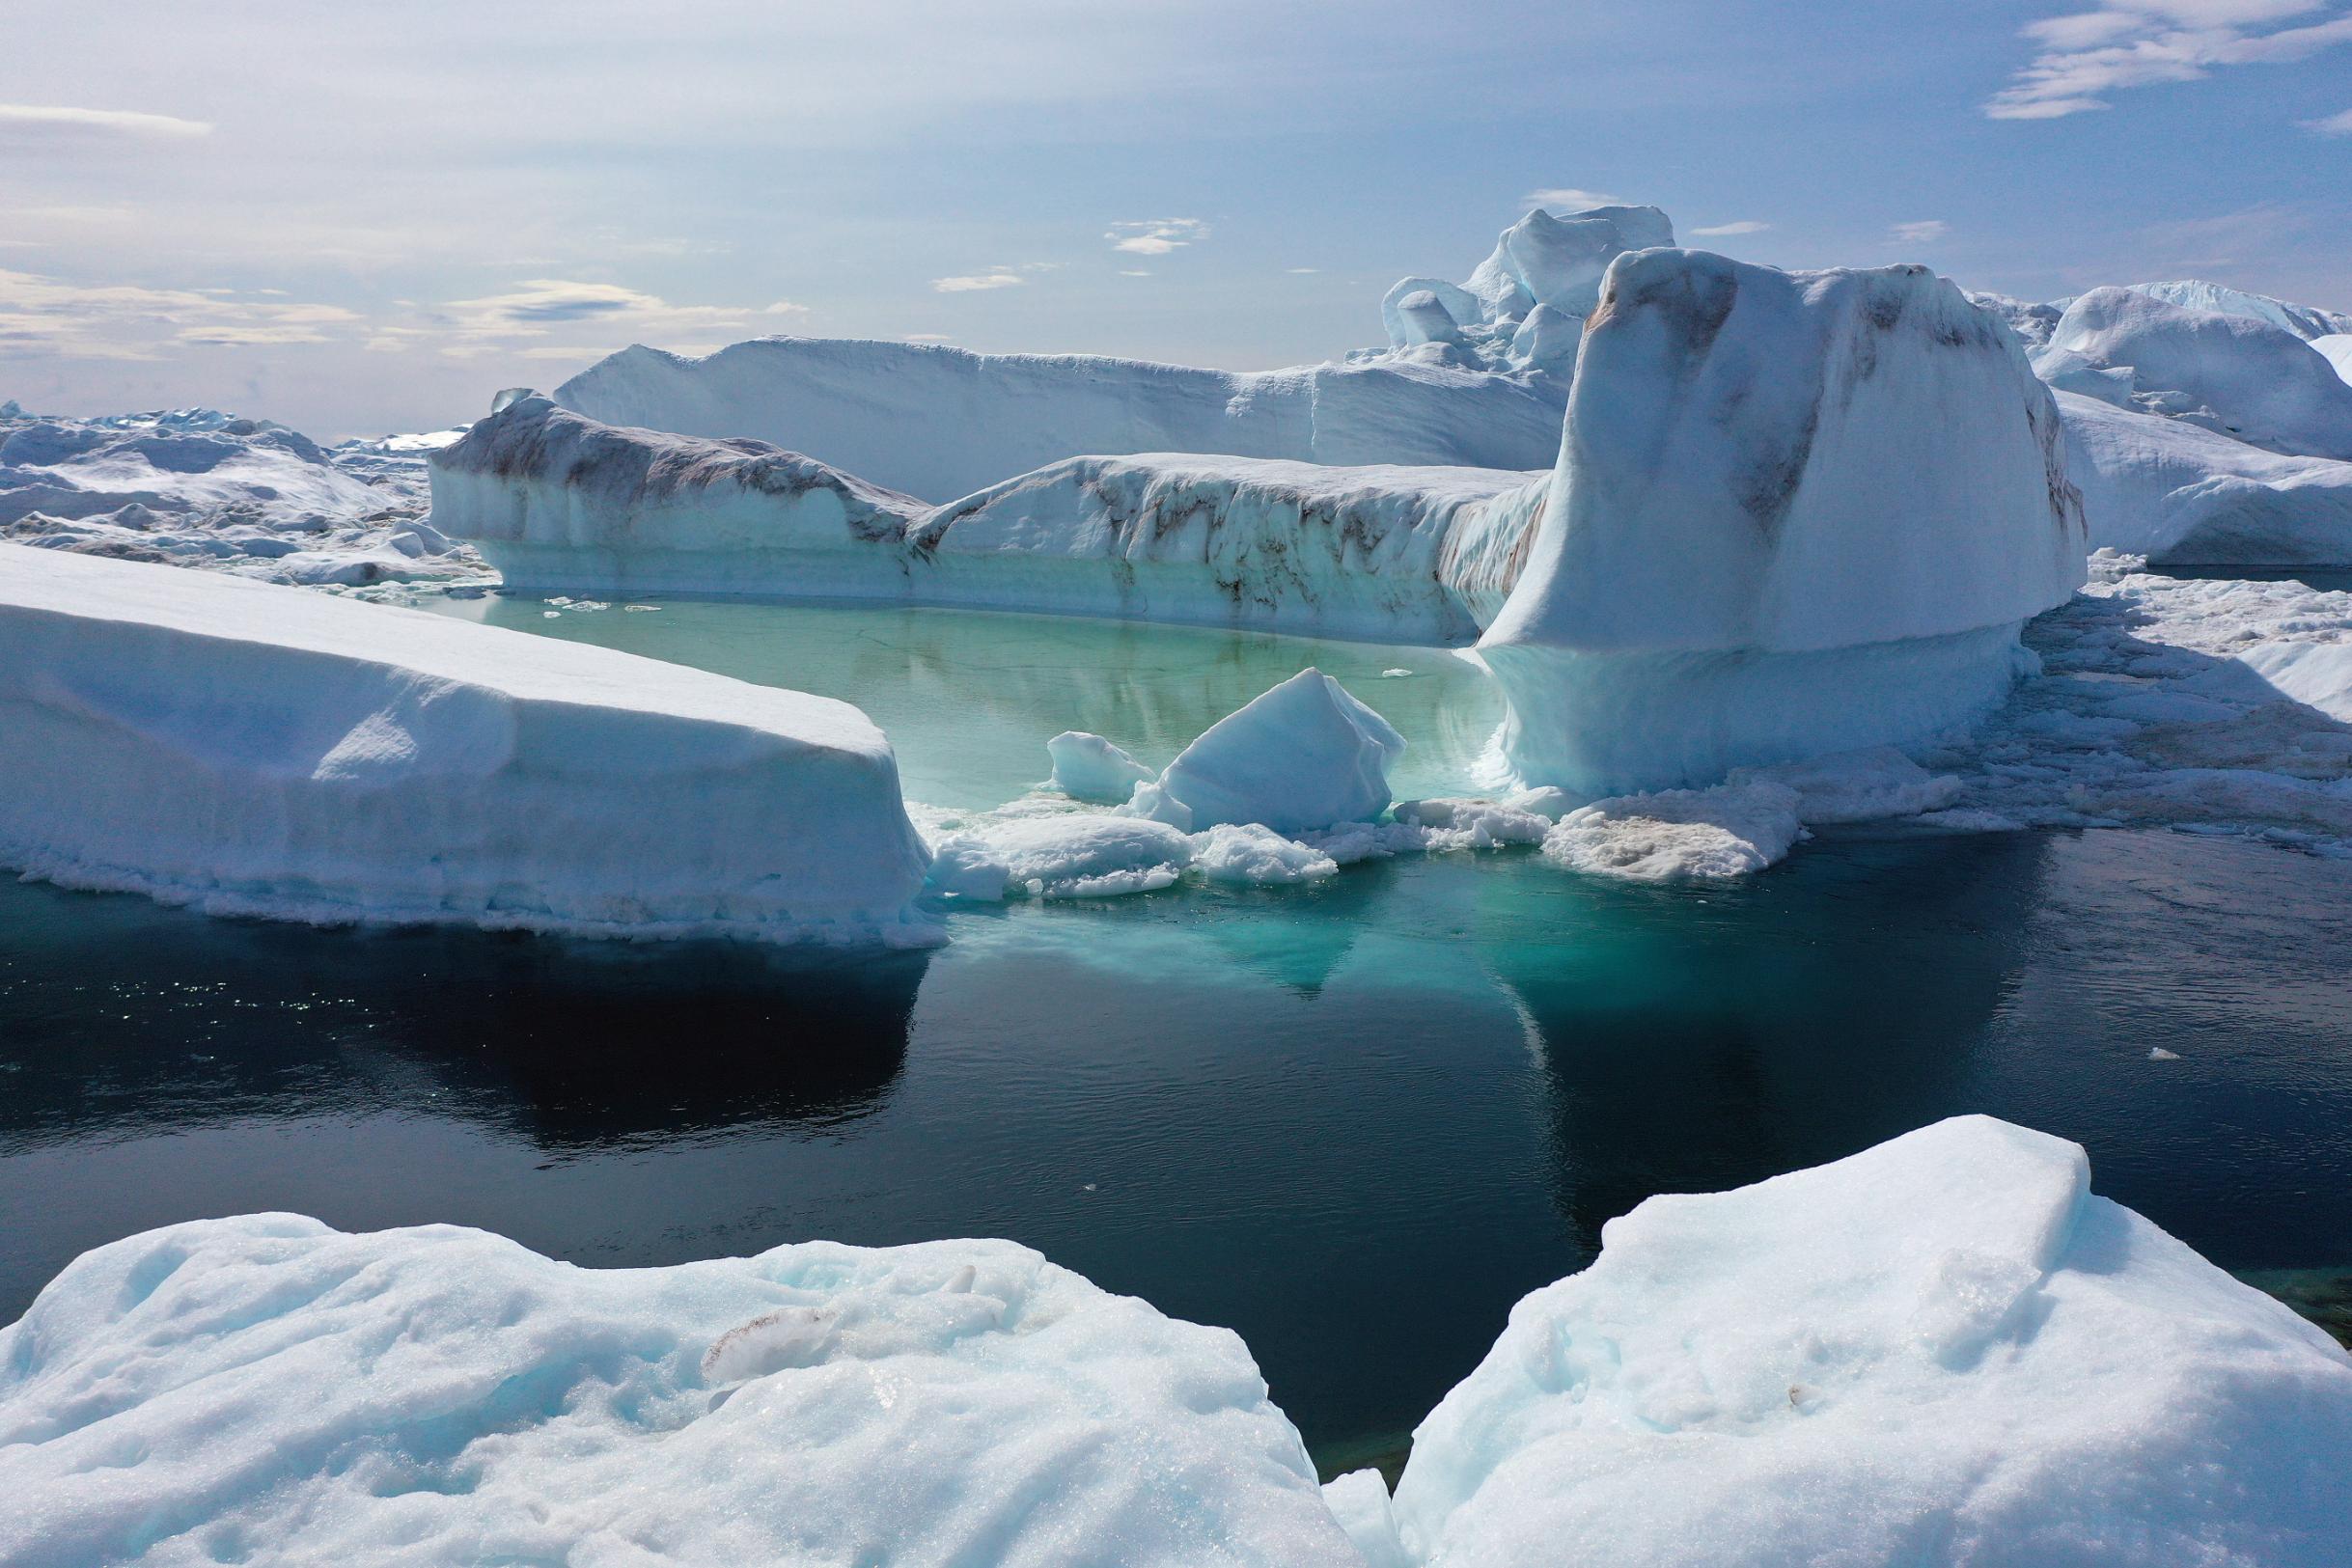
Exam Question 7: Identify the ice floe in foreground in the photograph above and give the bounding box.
[1344,1114,2352,1567]
[0,1221,1359,1568]
[0,402,488,590]
[1479,250,2085,795]
[0,544,933,944]
[5,1117,2344,1565]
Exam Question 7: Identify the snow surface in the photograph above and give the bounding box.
[0,1218,1359,1568]
[1538,782,1807,882]
[2034,287,2352,460]
[430,397,1547,642]
[924,812,1193,900]
[1366,1115,2352,1568]
[552,336,1567,504]
[2315,333,2352,387]
[1,405,487,590]
[1131,670,1405,833]
[0,544,934,944]
[2058,388,2352,564]
[2125,279,2352,343]
[1480,248,2085,794]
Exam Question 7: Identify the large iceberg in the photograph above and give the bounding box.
[1363,1114,2352,1567]
[430,397,1546,641]
[553,335,1567,503]
[1378,205,1675,373]
[0,1218,1361,1568]
[1480,249,2086,795]
[0,544,933,944]
[2058,388,2352,564]
[2124,278,2352,344]
[2034,286,2352,460]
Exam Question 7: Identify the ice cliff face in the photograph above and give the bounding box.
[553,335,1567,503]
[430,399,1548,642]
[1480,249,2086,794]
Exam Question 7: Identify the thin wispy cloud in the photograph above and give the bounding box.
[931,270,1024,292]
[1524,187,1624,211]
[1890,219,1951,244]
[1690,220,1771,236]
[1987,2,2352,120]
[0,103,212,140]
[0,267,356,359]
[2305,105,2352,132]
[1106,219,1205,256]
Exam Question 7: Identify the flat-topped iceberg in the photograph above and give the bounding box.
[431,399,1546,641]
[0,1218,1360,1568]
[1480,249,2086,794]
[1358,1114,2352,1567]
[553,335,1567,503]
[0,543,933,944]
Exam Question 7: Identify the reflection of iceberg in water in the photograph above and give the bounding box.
[1480,831,2055,1256]
[0,883,928,1156]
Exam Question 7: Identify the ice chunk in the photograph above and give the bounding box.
[2316,333,2352,387]
[1389,1115,2352,1567]
[0,1219,1361,1568]
[1538,782,1806,881]
[2034,287,2352,460]
[0,544,934,945]
[1046,731,1156,804]
[1135,670,1405,833]
[1480,250,2083,794]
[2125,279,2352,343]
[1188,823,1341,886]
[925,813,1193,900]
[1390,797,1553,847]
[1322,1470,1413,1568]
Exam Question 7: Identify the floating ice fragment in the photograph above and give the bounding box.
[1047,730,1156,805]
[1134,670,1403,834]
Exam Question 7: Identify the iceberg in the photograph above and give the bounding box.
[0,1218,1360,1568]
[2034,286,2352,460]
[553,335,1567,503]
[2058,388,2352,564]
[1379,205,1676,372]
[1370,1115,2352,1568]
[431,399,1547,641]
[1045,729,1156,804]
[0,544,933,944]
[2,404,485,590]
[1132,669,1404,833]
[1480,249,2085,795]
[2124,279,2352,343]
[2315,333,2352,387]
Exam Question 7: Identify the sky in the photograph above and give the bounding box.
[3,0,2350,437]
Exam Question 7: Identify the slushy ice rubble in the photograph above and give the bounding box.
[0,402,487,589]
[0,543,934,944]
[6,1119,2345,1566]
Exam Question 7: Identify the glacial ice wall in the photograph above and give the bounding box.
[1480,248,2086,794]
[553,335,1568,502]
[430,398,1549,642]
[0,543,934,944]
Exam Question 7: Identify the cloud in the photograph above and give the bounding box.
[904,333,955,343]
[2305,104,2352,131]
[1106,219,1205,256]
[1987,3,2352,120]
[1286,266,1319,274]
[1119,269,1151,276]
[931,270,1024,292]
[1524,187,1624,211]
[0,103,212,140]
[1889,219,1951,244]
[434,279,760,349]
[762,300,810,315]
[1690,220,1771,236]
[0,267,364,359]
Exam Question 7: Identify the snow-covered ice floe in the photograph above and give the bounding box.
[550,333,1568,504]
[429,396,1545,642]
[0,402,488,590]
[7,1117,2345,1566]
[0,544,934,945]
[1478,249,2086,795]
[1339,1114,2352,1568]
[0,1219,1361,1568]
